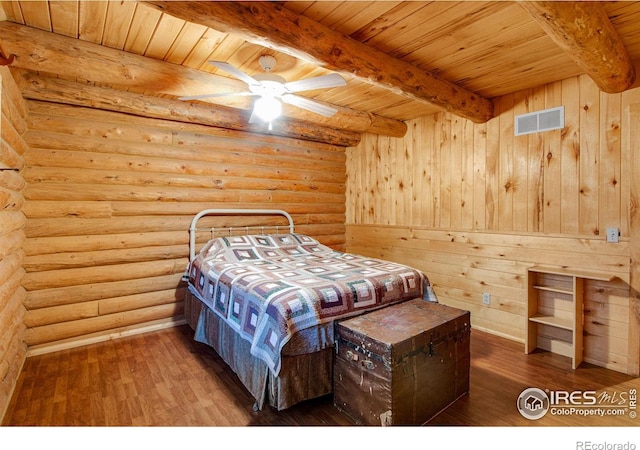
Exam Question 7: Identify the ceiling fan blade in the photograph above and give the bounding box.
[208,61,261,87]
[282,94,338,117]
[284,73,346,93]
[179,92,257,101]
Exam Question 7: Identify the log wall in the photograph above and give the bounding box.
[0,67,28,419]
[345,74,640,375]
[19,100,346,353]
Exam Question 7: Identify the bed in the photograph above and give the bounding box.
[184,208,438,411]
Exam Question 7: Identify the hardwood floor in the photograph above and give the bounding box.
[2,324,639,429]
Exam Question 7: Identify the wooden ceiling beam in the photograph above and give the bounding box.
[144,1,495,124]
[520,1,636,93]
[0,21,405,138]
[15,69,362,147]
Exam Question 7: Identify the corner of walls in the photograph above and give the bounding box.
[0,66,29,421]
[345,77,640,375]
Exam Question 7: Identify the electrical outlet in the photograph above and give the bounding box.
[606,227,619,243]
[482,292,491,305]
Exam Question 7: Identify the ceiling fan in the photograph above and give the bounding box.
[179,55,347,129]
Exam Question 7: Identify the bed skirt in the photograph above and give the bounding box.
[184,291,333,411]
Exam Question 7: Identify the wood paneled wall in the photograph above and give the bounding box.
[19,100,346,353]
[346,74,640,375]
[0,67,28,419]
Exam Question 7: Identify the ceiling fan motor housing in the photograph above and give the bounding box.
[253,55,288,96]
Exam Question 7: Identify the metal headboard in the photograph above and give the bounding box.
[188,208,295,262]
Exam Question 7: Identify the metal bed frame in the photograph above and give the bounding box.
[188,208,295,262]
[184,208,333,411]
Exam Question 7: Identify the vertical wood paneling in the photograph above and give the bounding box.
[363,133,375,223]
[620,90,640,238]
[561,77,580,234]
[485,109,499,230]
[579,76,601,236]
[626,103,640,376]
[428,115,440,228]
[379,135,391,224]
[498,94,514,231]
[599,92,622,235]
[472,121,486,230]
[543,81,562,233]
[438,114,450,228]
[346,74,632,237]
[461,118,474,229]
[512,90,529,232]
[0,67,28,420]
[398,121,411,224]
[408,120,421,226]
[449,116,462,229]
[345,75,639,374]
[527,86,545,233]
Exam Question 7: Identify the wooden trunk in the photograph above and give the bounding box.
[334,299,471,426]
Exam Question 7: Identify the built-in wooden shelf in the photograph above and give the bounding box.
[529,314,573,331]
[526,265,616,369]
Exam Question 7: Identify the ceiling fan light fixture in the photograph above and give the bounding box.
[254,95,282,123]
[182,59,347,125]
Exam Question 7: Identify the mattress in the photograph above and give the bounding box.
[187,233,437,375]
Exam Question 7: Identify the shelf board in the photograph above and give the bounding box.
[533,285,573,295]
[528,265,616,282]
[529,314,573,331]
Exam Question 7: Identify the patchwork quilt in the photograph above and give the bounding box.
[187,234,436,375]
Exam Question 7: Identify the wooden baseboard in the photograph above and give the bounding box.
[26,317,187,358]
[470,324,523,345]
[0,353,27,426]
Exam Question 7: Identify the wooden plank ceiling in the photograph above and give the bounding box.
[1,1,639,142]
